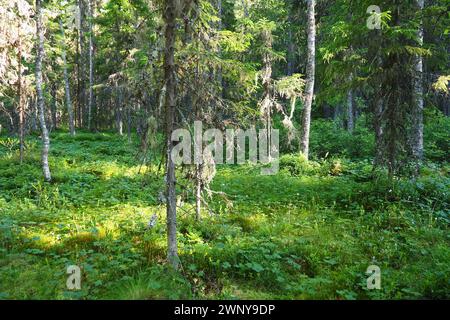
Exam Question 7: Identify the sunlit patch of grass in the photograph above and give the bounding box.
[64,230,105,248]
[25,232,58,249]
[230,213,268,233]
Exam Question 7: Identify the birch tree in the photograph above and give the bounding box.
[35,0,51,182]
[299,0,316,159]
[411,0,425,170]
[87,0,94,130]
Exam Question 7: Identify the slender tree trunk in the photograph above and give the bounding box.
[78,0,86,128]
[182,11,194,114]
[59,19,76,136]
[163,0,179,269]
[17,20,24,163]
[299,0,316,159]
[116,86,123,135]
[51,84,57,130]
[127,105,132,143]
[347,73,354,133]
[261,29,273,155]
[35,0,51,182]
[194,62,203,221]
[216,0,224,101]
[411,0,425,169]
[87,0,94,131]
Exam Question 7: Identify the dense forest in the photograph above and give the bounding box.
[0,0,449,300]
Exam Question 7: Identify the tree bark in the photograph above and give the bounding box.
[261,29,273,155]
[116,86,123,135]
[75,29,80,128]
[78,0,86,128]
[87,0,94,130]
[59,19,76,136]
[411,0,425,168]
[17,19,24,163]
[299,0,316,159]
[163,0,179,269]
[35,0,51,182]
[347,73,354,133]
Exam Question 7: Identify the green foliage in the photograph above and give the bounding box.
[309,119,375,160]
[424,109,450,163]
[279,154,319,176]
[0,132,449,299]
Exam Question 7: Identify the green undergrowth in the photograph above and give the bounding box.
[0,130,448,299]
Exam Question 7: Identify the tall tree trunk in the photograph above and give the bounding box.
[261,29,273,155]
[216,0,224,100]
[347,73,354,133]
[163,0,179,269]
[299,0,316,159]
[35,0,51,182]
[411,0,424,169]
[373,36,384,167]
[75,27,81,128]
[87,0,94,131]
[78,0,86,128]
[17,19,24,163]
[59,19,76,136]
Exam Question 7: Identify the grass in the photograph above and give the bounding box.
[0,130,448,299]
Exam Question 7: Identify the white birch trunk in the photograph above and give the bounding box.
[35,0,51,182]
[411,0,424,166]
[299,0,316,159]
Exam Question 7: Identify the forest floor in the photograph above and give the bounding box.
[0,131,448,299]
